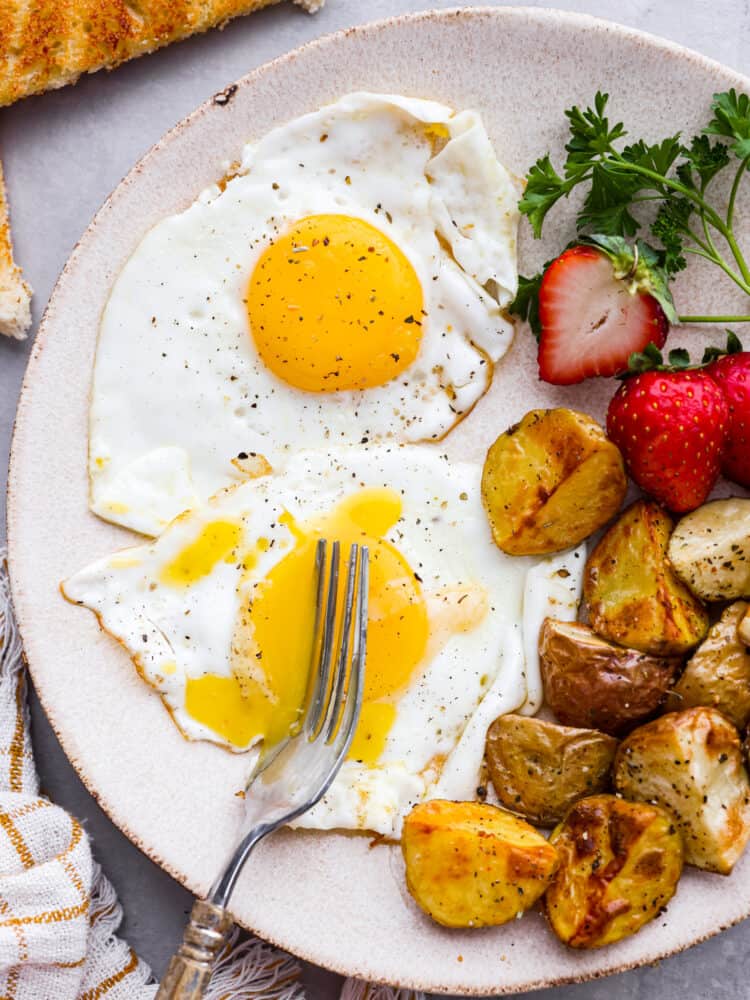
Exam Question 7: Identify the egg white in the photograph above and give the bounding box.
[65,445,582,838]
[89,92,521,537]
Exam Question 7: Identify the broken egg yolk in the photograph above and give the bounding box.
[185,488,429,760]
[160,520,241,587]
[246,214,424,393]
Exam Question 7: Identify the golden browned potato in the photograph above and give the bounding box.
[667,602,750,729]
[584,500,709,657]
[481,408,627,556]
[539,618,681,735]
[401,799,558,928]
[485,714,617,826]
[668,498,750,601]
[614,707,750,874]
[546,795,683,948]
[740,606,750,647]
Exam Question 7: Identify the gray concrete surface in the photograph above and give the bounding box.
[1,1,749,996]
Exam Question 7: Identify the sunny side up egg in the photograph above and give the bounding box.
[88,92,521,538]
[64,446,583,837]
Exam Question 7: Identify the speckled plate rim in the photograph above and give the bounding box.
[7,7,750,994]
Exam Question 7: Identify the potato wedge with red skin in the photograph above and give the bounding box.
[540,618,681,736]
[584,500,709,656]
[485,714,617,826]
[481,408,627,556]
[546,795,683,949]
[402,800,558,928]
[667,602,750,729]
[614,707,750,874]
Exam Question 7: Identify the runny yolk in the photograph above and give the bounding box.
[160,521,241,587]
[185,488,429,761]
[246,214,424,393]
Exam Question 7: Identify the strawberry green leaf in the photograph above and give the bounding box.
[727,329,744,353]
[667,348,692,369]
[626,342,665,374]
[580,235,677,324]
[701,329,744,363]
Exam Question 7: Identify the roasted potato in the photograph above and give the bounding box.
[667,602,750,728]
[668,498,750,601]
[584,500,709,656]
[739,606,750,646]
[401,799,558,928]
[485,714,617,826]
[481,408,627,556]
[614,707,750,874]
[540,618,681,735]
[546,795,683,949]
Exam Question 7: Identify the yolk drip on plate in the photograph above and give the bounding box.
[246,214,424,393]
[186,488,430,759]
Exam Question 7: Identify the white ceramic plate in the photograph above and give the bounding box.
[9,7,750,994]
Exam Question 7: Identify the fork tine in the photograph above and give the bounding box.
[332,547,369,759]
[323,544,360,741]
[300,538,327,717]
[305,539,340,735]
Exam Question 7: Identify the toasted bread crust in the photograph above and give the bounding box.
[0,0,321,107]
[0,162,31,339]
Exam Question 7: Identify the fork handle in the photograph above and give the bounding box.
[155,899,234,1000]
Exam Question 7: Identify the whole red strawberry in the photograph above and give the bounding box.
[607,348,729,513]
[703,333,750,488]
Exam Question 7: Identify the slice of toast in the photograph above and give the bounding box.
[0,161,31,340]
[0,0,321,107]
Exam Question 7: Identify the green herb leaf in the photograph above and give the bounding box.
[577,164,641,235]
[564,92,627,169]
[679,134,731,188]
[621,136,683,180]
[508,272,544,339]
[517,89,750,316]
[650,198,692,274]
[705,89,750,159]
[518,155,580,239]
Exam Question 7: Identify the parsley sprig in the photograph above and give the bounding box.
[520,89,750,323]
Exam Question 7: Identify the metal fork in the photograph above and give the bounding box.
[156,539,369,1000]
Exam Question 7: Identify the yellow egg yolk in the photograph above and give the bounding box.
[160,521,241,587]
[185,488,429,760]
[246,214,424,393]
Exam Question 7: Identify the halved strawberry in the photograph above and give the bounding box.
[535,237,675,385]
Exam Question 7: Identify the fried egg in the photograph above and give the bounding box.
[64,446,582,837]
[89,93,521,537]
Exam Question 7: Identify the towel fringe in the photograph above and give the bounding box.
[339,979,426,1000]
[203,928,306,1000]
